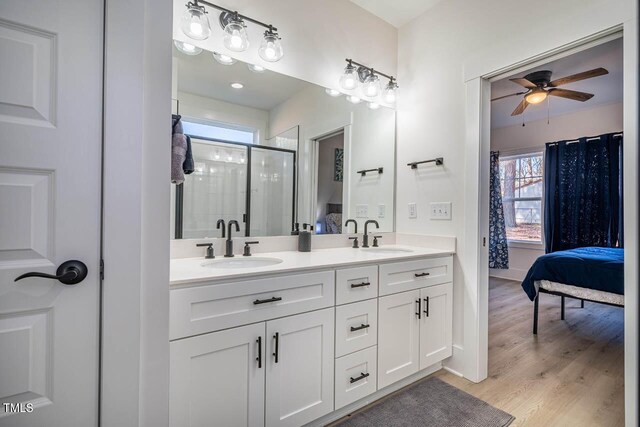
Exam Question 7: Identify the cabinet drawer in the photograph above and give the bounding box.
[335,299,378,357]
[336,265,378,305]
[335,346,377,410]
[170,270,335,340]
[379,256,453,296]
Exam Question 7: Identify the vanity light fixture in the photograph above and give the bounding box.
[181,1,283,60]
[346,95,362,104]
[325,88,341,97]
[212,51,236,65]
[340,59,399,105]
[248,63,266,73]
[230,82,244,89]
[174,40,202,55]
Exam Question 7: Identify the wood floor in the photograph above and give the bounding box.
[435,277,625,427]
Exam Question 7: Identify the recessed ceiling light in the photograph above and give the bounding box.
[212,51,236,65]
[325,88,341,97]
[231,82,244,89]
[247,63,266,73]
[346,95,361,104]
[367,102,380,110]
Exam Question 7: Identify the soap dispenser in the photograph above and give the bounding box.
[298,223,313,252]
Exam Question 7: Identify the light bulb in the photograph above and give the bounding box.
[223,16,249,52]
[347,95,361,104]
[181,3,211,40]
[230,82,244,89]
[212,52,236,65]
[524,88,547,104]
[174,40,202,55]
[367,102,380,110]
[325,88,341,97]
[259,30,284,62]
[340,64,358,91]
[383,79,398,104]
[248,63,265,73]
[363,73,380,98]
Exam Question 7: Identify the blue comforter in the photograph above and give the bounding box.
[521,247,624,301]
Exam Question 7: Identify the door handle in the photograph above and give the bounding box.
[256,336,262,368]
[14,260,88,285]
[273,332,279,363]
[423,297,430,317]
[416,299,421,319]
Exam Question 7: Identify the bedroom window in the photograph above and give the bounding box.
[499,153,543,242]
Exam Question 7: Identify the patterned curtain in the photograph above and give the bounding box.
[489,151,509,269]
[544,132,623,253]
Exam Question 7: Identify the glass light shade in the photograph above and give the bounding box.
[223,19,250,52]
[382,81,398,104]
[346,95,361,104]
[174,40,202,56]
[524,88,547,104]
[363,74,380,98]
[181,5,211,40]
[247,63,265,73]
[259,33,284,62]
[340,65,359,91]
[325,88,341,97]
[212,52,236,65]
[367,102,380,110]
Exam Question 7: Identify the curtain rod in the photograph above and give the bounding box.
[548,132,623,145]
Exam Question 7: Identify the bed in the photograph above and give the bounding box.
[521,247,624,334]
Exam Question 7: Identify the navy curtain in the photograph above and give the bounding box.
[489,151,509,268]
[544,132,623,253]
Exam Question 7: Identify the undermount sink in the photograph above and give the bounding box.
[363,247,414,254]
[201,257,283,269]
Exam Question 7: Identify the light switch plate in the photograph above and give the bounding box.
[378,204,385,218]
[408,203,417,219]
[430,202,452,220]
[356,204,368,218]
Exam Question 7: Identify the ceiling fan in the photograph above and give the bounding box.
[492,67,609,116]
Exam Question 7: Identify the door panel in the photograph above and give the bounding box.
[0,0,103,425]
[377,290,420,389]
[420,283,453,369]
[170,323,266,427]
[266,308,334,427]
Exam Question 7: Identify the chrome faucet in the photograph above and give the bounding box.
[225,220,240,257]
[362,220,380,248]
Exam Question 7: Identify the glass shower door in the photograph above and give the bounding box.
[249,147,295,236]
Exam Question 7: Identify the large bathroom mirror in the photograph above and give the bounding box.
[171,44,396,239]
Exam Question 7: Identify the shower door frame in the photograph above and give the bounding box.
[174,135,297,238]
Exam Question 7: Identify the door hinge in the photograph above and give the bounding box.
[100,259,104,280]
[482,237,486,247]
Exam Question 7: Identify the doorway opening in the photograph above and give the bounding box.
[314,130,345,234]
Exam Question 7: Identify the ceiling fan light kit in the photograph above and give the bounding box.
[491,67,608,117]
[180,0,283,62]
[333,58,398,108]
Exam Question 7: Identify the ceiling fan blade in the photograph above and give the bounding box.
[491,91,527,101]
[509,78,537,89]
[548,88,594,102]
[511,99,529,116]
[548,67,608,87]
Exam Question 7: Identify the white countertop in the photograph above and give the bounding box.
[170,245,454,286]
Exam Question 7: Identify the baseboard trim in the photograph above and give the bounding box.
[443,365,464,377]
[304,363,443,427]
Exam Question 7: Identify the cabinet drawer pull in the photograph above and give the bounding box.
[254,296,282,305]
[415,272,430,277]
[416,299,421,319]
[256,336,262,368]
[350,282,370,288]
[423,297,430,317]
[273,332,279,363]
[350,323,370,332]
[350,372,370,384]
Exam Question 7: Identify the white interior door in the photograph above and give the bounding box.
[0,0,103,425]
[419,283,453,369]
[265,308,334,427]
[377,290,420,389]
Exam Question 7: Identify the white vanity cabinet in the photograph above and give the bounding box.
[420,283,453,369]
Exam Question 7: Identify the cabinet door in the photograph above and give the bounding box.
[419,283,453,369]
[170,323,265,427]
[377,290,421,389]
[266,308,334,427]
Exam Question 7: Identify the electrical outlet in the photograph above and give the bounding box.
[430,202,452,220]
[378,204,386,218]
[408,203,417,219]
[356,204,368,218]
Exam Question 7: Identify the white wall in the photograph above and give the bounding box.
[396,0,635,387]
[489,102,623,281]
[172,0,397,98]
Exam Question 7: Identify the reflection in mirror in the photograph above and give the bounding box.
[171,43,395,239]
